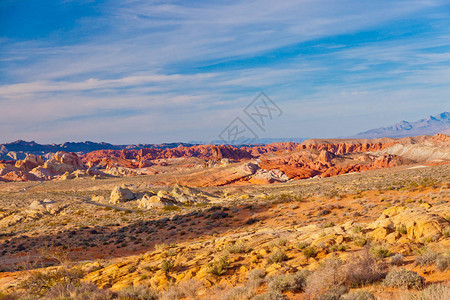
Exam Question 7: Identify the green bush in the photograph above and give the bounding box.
[302,246,318,259]
[370,245,390,259]
[443,226,450,238]
[353,236,367,247]
[330,244,348,252]
[296,242,309,250]
[397,224,407,235]
[207,255,229,276]
[161,259,175,273]
[225,241,248,254]
[268,248,288,264]
[163,205,180,211]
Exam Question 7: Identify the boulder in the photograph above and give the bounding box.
[110,185,135,204]
[27,199,63,216]
[138,194,176,209]
[249,168,289,184]
[59,171,76,180]
[157,190,175,201]
[170,184,214,204]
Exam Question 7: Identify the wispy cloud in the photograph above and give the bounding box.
[0,0,449,143]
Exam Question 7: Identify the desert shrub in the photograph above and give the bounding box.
[302,246,318,259]
[247,269,266,287]
[270,238,288,248]
[163,249,176,258]
[342,252,385,287]
[443,226,450,238]
[397,224,408,235]
[268,270,311,293]
[405,283,450,300]
[353,236,367,247]
[383,268,425,290]
[161,287,184,300]
[0,292,19,300]
[252,290,287,300]
[225,241,248,254]
[161,259,175,273]
[415,248,439,266]
[341,290,375,300]
[435,255,450,271]
[318,209,331,216]
[163,205,180,211]
[207,255,229,276]
[154,243,168,251]
[161,279,201,300]
[20,267,85,296]
[323,221,335,228]
[316,285,349,300]
[390,253,405,266]
[306,258,345,297]
[296,242,309,250]
[267,248,288,264]
[370,245,390,259]
[351,225,363,234]
[46,282,113,300]
[223,284,255,300]
[117,285,160,300]
[329,244,348,252]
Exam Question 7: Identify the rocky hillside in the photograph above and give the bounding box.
[0,140,199,160]
[0,134,448,184]
[0,163,448,299]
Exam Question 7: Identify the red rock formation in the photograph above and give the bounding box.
[53,151,83,169]
[15,154,45,171]
[1,134,447,184]
[80,145,254,165]
[2,170,40,182]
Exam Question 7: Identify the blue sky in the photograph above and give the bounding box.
[0,0,449,144]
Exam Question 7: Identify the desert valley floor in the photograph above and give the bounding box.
[0,136,449,299]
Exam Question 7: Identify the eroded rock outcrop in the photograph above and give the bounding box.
[138,194,177,209]
[366,204,449,243]
[110,185,135,204]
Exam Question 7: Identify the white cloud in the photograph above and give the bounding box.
[0,0,449,143]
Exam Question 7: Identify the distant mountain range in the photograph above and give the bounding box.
[1,112,448,160]
[349,112,449,139]
[206,138,307,145]
[0,138,307,161]
[0,141,199,160]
